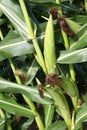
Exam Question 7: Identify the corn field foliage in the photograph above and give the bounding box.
[0,0,87,130]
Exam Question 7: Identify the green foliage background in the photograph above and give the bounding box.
[0,0,87,130]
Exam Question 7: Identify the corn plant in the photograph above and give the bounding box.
[0,0,87,130]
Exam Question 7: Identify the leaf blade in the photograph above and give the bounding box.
[45,121,66,130]
[75,103,87,130]
[0,31,34,61]
[0,93,35,118]
[0,78,53,104]
[57,48,87,64]
[44,104,54,128]
[0,0,34,39]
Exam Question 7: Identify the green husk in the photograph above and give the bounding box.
[44,15,58,74]
[45,87,71,129]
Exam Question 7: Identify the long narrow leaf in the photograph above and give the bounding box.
[44,104,54,128]
[0,78,53,104]
[0,118,5,130]
[0,0,34,39]
[21,119,34,130]
[29,0,54,3]
[25,59,39,85]
[73,15,87,25]
[0,31,34,61]
[45,121,66,130]
[75,103,87,130]
[0,93,35,118]
[65,18,81,34]
[46,87,71,126]
[57,48,87,64]
[69,24,87,47]
[70,33,87,50]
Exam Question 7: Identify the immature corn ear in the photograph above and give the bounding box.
[61,76,79,98]
[45,87,71,128]
[44,15,58,74]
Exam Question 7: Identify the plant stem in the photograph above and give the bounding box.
[9,59,22,84]
[1,26,44,130]
[79,125,83,130]
[19,0,47,74]
[56,0,77,96]
[56,0,76,81]
[85,0,87,12]
[0,29,4,40]
[0,26,44,130]
[19,0,34,37]
[9,59,44,130]
[69,64,76,82]
[55,0,62,16]
[55,0,80,128]
[0,109,12,130]
[0,109,5,118]
[7,122,12,130]
[56,0,77,91]
[32,38,47,74]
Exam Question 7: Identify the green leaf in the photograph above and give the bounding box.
[29,0,54,3]
[0,93,35,118]
[0,0,34,39]
[44,104,54,128]
[65,18,81,34]
[0,31,34,61]
[46,88,71,126]
[75,24,87,38]
[45,121,66,130]
[0,78,53,104]
[61,76,79,98]
[70,32,87,50]
[57,48,87,64]
[73,15,87,25]
[44,15,57,74]
[25,59,39,85]
[75,103,87,130]
[61,2,80,13]
[69,24,87,47]
[61,0,71,2]
[0,118,5,130]
[21,119,34,130]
